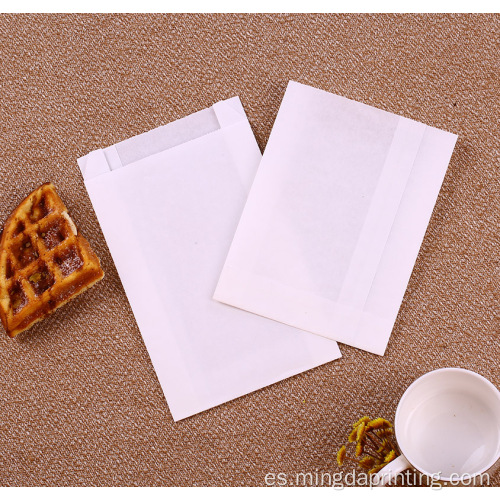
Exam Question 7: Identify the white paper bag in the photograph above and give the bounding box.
[214,83,458,356]
[78,97,341,421]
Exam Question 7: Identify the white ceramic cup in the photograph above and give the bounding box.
[375,368,500,486]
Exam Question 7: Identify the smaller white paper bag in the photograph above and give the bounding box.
[214,83,458,356]
[78,97,341,421]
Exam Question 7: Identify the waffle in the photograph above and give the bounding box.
[0,183,104,337]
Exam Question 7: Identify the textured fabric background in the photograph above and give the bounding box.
[0,14,498,487]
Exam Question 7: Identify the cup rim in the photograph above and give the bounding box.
[395,367,500,482]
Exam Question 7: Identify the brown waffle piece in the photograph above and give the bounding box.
[0,183,104,337]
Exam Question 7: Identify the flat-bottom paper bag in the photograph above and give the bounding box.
[215,83,458,356]
[78,97,341,421]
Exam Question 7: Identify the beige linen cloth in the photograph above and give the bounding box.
[0,14,498,487]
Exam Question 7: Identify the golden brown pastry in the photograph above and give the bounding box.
[0,183,104,337]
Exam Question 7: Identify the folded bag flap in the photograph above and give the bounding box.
[78,96,248,180]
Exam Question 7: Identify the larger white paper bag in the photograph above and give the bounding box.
[78,97,341,421]
[214,83,457,356]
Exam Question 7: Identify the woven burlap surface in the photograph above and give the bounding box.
[0,14,498,487]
